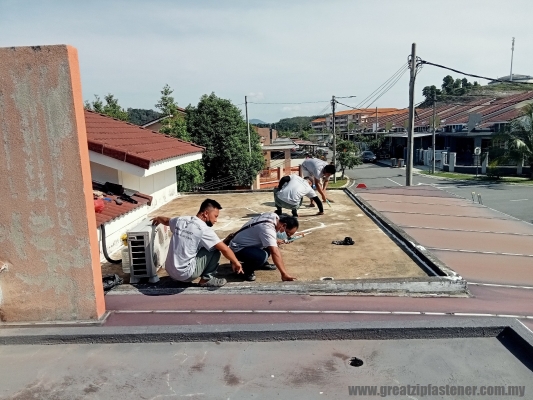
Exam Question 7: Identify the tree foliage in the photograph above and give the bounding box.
[421,75,479,106]
[357,135,386,153]
[154,85,205,192]
[336,140,362,178]
[84,94,128,121]
[186,93,265,186]
[127,108,162,126]
[492,103,533,178]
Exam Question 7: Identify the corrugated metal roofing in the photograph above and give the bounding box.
[85,110,204,169]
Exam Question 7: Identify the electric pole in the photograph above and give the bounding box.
[406,43,416,186]
[375,106,378,140]
[245,95,251,154]
[332,95,337,183]
[432,93,436,174]
[510,37,515,82]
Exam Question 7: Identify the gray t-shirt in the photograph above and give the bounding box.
[277,175,317,206]
[165,216,221,281]
[301,158,328,180]
[229,213,278,253]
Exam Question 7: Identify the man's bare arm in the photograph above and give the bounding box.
[150,216,170,226]
[214,242,243,274]
[269,246,296,281]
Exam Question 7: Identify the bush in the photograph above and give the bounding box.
[486,162,501,180]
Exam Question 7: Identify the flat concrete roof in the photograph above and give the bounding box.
[1,319,531,399]
[103,191,429,290]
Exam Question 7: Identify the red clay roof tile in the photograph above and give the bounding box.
[85,110,203,169]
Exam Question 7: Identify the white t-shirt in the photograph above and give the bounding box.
[165,216,221,281]
[301,158,328,180]
[229,213,278,253]
[277,175,317,206]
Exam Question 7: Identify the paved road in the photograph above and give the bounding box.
[345,163,533,224]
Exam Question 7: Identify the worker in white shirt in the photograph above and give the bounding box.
[228,213,298,282]
[300,158,336,207]
[274,174,324,217]
[151,199,243,287]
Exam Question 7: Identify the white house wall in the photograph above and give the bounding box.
[89,151,202,177]
[90,161,119,184]
[97,204,149,262]
[119,168,179,212]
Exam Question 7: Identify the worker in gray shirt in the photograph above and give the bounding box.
[228,212,298,282]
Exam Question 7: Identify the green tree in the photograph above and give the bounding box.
[492,103,533,178]
[155,85,205,191]
[336,140,362,178]
[421,85,442,106]
[155,84,177,117]
[186,93,265,186]
[299,128,311,141]
[84,95,104,113]
[84,94,128,121]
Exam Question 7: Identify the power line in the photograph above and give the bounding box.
[418,59,533,86]
[248,100,330,105]
[354,63,409,110]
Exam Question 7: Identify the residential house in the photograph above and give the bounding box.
[85,110,204,261]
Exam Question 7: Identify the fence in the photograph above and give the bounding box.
[256,166,301,189]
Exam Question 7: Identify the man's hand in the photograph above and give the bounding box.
[232,261,243,274]
[281,273,296,281]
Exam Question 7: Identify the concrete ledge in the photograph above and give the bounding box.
[107,276,468,296]
[1,318,531,346]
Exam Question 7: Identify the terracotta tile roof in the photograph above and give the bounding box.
[93,182,151,227]
[85,110,204,169]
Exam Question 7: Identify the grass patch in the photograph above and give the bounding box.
[419,170,533,184]
[328,178,348,188]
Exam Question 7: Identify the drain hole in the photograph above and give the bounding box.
[349,357,364,367]
[320,277,334,281]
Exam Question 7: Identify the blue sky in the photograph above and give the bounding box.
[2,0,532,122]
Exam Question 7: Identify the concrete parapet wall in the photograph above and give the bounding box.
[0,45,105,322]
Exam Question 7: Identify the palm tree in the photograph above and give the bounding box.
[494,103,533,179]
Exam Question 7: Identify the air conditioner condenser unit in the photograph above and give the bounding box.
[127,220,172,284]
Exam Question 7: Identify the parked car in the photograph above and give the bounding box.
[361,150,377,163]
[316,148,328,157]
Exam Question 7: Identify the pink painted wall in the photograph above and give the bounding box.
[0,45,105,322]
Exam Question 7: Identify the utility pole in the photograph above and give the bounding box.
[510,37,515,82]
[405,43,416,186]
[432,93,436,174]
[332,95,337,183]
[375,106,378,140]
[406,43,416,186]
[245,95,251,154]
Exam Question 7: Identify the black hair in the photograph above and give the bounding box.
[279,215,299,230]
[303,176,313,182]
[323,164,336,174]
[199,198,223,213]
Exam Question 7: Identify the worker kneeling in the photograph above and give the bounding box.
[228,213,298,282]
[151,199,243,287]
[274,174,324,217]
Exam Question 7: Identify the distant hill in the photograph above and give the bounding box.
[250,118,267,124]
[127,108,162,126]
[272,115,327,133]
